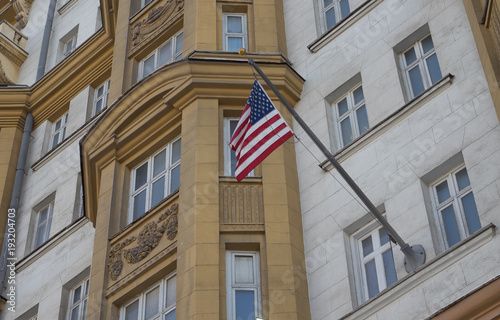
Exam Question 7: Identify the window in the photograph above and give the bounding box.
[121,273,176,320]
[321,0,350,31]
[138,31,183,80]
[333,84,369,147]
[67,278,89,320]
[223,118,254,177]
[33,202,54,248]
[351,223,397,303]
[129,137,181,222]
[93,79,110,116]
[431,166,481,249]
[400,34,442,99]
[226,251,261,320]
[50,113,69,150]
[223,14,248,52]
[63,34,78,57]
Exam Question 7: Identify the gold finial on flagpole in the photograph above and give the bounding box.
[238,48,247,55]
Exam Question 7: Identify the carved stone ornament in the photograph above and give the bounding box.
[11,0,31,29]
[107,203,179,280]
[131,0,184,47]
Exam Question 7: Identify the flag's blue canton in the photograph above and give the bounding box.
[248,82,275,125]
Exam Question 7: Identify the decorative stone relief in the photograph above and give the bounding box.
[11,0,31,29]
[131,0,184,49]
[107,203,178,280]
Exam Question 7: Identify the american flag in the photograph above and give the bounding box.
[229,80,293,181]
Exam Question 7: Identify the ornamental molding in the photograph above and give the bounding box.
[0,33,29,67]
[108,204,178,281]
[130,0,184,57]
[11,0,32,29]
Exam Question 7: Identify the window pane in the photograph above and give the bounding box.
[95,99,103,114]
[73,285,82,303]
[159,41,173,66]
[52,132,60,148]
[455,168,471,191]
[82,299,87,320]
[235,290,255,320]
[171,139,181,164]
[125,300,139,320]
[70,306,79,320]
[379,228,390,245]
[382,249,397,287]
[337,97,348,116]
[426,53,442,84]
[404,47,417,65]
[323,0,333,7]
[39,207,48,222]
[364,259,379,298]
[441,205,461,247]
[133,190,147,220]
[461,192,481,234]
[97,86,104,97]
[135,163,148,190]
[164,310,175,320]
[340,117,353,145]
[356,105,369,135]
[340,0,350,18]
[227,37,243,52]
[62,127,67,141]
[235,256,254,284]
[435,180,451,204]
[170,165,180,192]
[85,279,89,295]
[143,55,155,77]
[230,121,238,175]
[35,223,47,247]
[408,66,425,97]
[362,236,373,257]
[166,276,176,308]
[175,33,183,54]
[152,177,165,207]
[227,16,242,33]
[421,35,434,53]
[154,150,166,177]
[145,286,160,320]
[325,7,336,29]
[353,86,364,105]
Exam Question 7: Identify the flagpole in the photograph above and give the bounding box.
[247,57,425,272]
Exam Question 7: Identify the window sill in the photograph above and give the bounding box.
[340,223,496,320]
[16,216,90,273]
[58,0,79,15]
[308,0,384,53]
[320,74,454,170]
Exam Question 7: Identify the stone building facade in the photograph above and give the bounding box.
[283,0,500,319]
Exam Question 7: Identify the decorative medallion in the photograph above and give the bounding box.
[130,0,184,52]
[107,203,179,280]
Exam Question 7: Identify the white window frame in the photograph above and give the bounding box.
[430,165,481,249]
[63,34,78,57]
[226,251,262,320]
[129,137,181,223]
[400,34,442,99]
[320,0,350,32]
[92,79,110,116]
[223,118,254,177]
[50,112,69,150]
[120,272,176,320]
[222,13,248,52]
[333,83,369,147]
[138,31,183,80]
[33,202,54,249]
[350,221,397,304]
[67,277,89,320]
